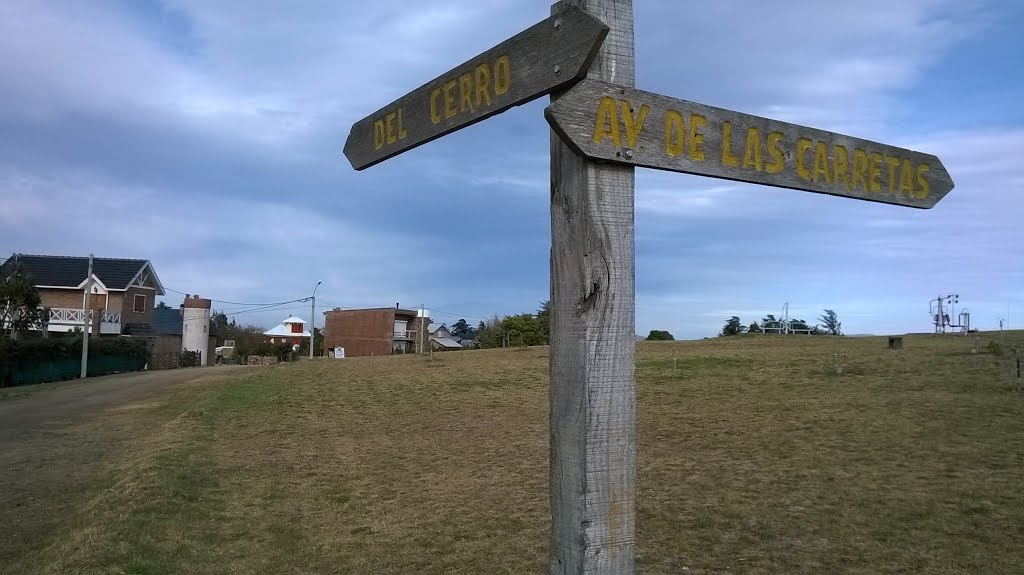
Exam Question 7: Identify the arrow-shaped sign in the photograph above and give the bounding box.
[343,8,609,171]
[545,80,954,208]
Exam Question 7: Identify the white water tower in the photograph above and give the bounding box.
[181,294,212,365]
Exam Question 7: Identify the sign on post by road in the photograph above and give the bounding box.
[545,79,955,208]
[342,7,608,171]
[343,1,957,573]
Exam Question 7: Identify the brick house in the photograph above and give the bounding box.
[322,305,431,357]
[0,253,165,336]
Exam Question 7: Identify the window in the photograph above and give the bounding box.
[133,294,146,313]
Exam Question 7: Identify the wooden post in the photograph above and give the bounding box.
[549,1,635,574]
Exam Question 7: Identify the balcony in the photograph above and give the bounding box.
[47,308,122,335]
[393,330,417,341]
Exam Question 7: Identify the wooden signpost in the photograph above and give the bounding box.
[545,80,954,208]
[343,7,608,171]
[342,1,954,574]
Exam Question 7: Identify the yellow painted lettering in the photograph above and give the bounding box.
[592,96,621,148]
[899,158,915,197]
[475,64,491,107]
[688,114,707,161]
[443,80,457,119]
[766,132,785,173]
[494,54,511,95]
[916,163,930,199]
[397,108,407,140]
[459,73,474,113]
[885,155,901,194]
[430,88,442,124]
[742,127,763,172]
[664,109,685,157]
[620,100,649,148]
[796,137,812,180]
[852,148,868,192]
[721,122,740,167]
[834,145,850,191]
[386,111,397,144]
[869,151,883,192]
[374,119,385,150]
[812,141,831,183]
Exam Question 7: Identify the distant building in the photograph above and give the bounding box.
[428,323,463,351]
[264,316,311,346]
[150,300,217,367]
[0,253,165,336]
[322,305,430,357]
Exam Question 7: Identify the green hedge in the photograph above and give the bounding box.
[0,337,150,387]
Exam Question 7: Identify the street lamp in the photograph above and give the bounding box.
[310,281,322,359]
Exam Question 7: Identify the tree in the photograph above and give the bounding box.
[475,315,507,348]
[451,318,474,339]
[788,318,811,332]
[536,300,551,343]
[646,330,674,341]
[818,309,842,336]
[503,313,546,347]
[0,263,45,339]
[219,323,266,356]
[748,322,761,333]
[720,316,744,336]
[156,301,172,309]
[210,309,230,336]
[297,327,324,356]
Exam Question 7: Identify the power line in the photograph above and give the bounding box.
[162,286,304,307]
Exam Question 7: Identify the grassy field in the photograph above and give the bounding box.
[5,331,1024,574]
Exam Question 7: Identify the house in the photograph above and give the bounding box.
[1,253,165,336]
[322,305,431,357]
[263,316,311,346]
[428,323,463,351]
[150,301,217,367]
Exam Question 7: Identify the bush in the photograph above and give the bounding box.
[0,337,148,367]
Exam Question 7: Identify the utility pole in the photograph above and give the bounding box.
[80,253,93,379]
[419,303,426,354]
[309,281,322,359]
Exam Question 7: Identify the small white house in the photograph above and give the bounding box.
[263,316,311,345]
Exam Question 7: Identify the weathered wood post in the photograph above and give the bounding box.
[548,1,636,573]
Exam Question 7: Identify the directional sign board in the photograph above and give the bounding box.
[545,79,954,208]
[343,8,608,171]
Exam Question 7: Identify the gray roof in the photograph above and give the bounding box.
[1,253,164,294]
[430,336,462,349]
[152,306,184,336]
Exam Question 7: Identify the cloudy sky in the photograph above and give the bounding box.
[1,0,1021,338]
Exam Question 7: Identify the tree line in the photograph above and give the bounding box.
[720,309,842,337]
[448,301,551,349]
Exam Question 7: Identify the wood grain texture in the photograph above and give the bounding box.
[546,80,954,209]
[343,8,608,170]
[549,2,636,574]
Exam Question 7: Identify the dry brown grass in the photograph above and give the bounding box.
[5,332,1024,574]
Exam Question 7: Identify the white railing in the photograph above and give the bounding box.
[49,307,87,323]
[393,330,418,339]
[47,308,121,324]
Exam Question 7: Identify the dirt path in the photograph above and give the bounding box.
[0,366,256,570]
[0,366,252,440]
